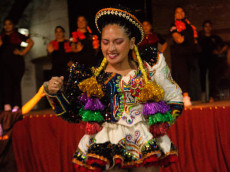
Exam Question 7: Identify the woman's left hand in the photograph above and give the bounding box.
[13,49,24,56]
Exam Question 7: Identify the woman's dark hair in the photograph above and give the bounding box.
[100,5,136,40]
[101,20,133,40]
[202,20,213,27]
[142,20,152,26]
[3,17,15,26]
[55,26,65,32]
[174,5,186,14]
[77,15,88,22]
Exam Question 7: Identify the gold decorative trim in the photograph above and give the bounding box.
[72,158,98,170]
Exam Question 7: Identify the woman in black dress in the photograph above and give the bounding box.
[198,20,228,102]
[138,20,168,66]
[47,26,72,83]
[170,7,199,106]
[0,18,34,111]
[71,16,99,67]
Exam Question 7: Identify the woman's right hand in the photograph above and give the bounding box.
[47,43,54,53]
[47,76,64,94]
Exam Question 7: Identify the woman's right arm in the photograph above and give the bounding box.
[44,76,73,120]
[44,63,92,123]
[44,65,82,123]
[47,42,54,54]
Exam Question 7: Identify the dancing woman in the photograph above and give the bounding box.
[45,7,183,172]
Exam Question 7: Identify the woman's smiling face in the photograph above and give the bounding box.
[101,24,135,65]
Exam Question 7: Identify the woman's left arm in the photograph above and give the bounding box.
[21,38,34,55]
[14,38,34,56]
[150,54,184,124]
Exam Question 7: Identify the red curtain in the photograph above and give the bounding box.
[161,106,230,172]
[12,107,230,172]
[13,115,84,172]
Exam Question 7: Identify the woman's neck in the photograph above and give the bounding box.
[204,32,211,37]
[5,30,14,35]
[175,18,185,21]
[78,28,87,33]
[145,31,152,35]
[106,58,137,75]
[56,38,65,42]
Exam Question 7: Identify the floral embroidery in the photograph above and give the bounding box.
[130,78,143,97]
[124,130,142,158]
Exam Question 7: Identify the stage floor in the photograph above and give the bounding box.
[27,100,230,115]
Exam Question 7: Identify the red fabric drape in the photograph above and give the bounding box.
[12,107,230,172]
[161,106,230,172]
[12,115,84,172]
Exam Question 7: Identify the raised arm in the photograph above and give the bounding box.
[22,85,46,114]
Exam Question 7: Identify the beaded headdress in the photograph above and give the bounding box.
[95,7,144,44]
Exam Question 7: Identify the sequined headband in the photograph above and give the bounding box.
[95,8,144,44]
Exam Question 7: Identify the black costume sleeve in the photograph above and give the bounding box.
[45,63,92,123]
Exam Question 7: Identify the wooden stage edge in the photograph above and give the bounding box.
[26,100,230,115]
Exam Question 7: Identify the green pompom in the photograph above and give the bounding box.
[148,111,173,125]
[79,107,104,122]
